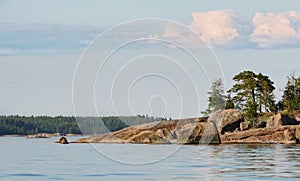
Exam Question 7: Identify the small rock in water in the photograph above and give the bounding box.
[55,137,69,144]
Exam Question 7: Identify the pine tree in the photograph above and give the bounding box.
[282,74,300,112]
[202,79,226,115]
[229,71,276,118]
[256,73,276,112]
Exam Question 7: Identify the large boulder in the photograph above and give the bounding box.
[208,109,244,134]
[198,122,221,144]
[266,113,282,127]
[175,123,202,144]
[175,122,220,144]
[266,113,298,127]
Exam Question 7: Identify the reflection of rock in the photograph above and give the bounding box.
[208,109,244,134]
[55,137,69,144]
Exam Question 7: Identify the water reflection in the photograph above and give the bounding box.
[199,144,300,179]
[2,137,300,180]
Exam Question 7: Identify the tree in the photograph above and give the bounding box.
[202,79,226,115]
[282,74,300,112]
[229,71,257,117]
[225,94,235,109]
[229,71,276,118]
[256,73,276,113]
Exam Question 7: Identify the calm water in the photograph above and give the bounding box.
[1,137,300,180]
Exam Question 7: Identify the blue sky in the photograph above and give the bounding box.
[1,1,300,118]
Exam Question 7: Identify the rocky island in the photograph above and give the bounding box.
[72,109,300,144]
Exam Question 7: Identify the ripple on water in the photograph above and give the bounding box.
[7,173,46,177]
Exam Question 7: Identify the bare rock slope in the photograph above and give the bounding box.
[72,110,300,144]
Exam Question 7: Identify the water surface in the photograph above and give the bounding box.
[1,137,300,180]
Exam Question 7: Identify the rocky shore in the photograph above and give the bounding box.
[71,109,300,144]
[24,133,82,138]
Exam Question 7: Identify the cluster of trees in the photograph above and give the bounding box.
[280,74,300,112]
[0,115,162,136]
[204,70,300,119]
[0,116,80,135]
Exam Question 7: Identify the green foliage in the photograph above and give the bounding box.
[0,115,162,136]
[256,73,276,112]
[202,79,226,115]
[225,94,235,109]
[229,70,276,118]
[282,74,300,112]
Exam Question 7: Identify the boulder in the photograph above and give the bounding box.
[266,113,283,127]
[55,137,69,144]
[155,128,174,140]
[284,129,297,144]
[125,130,170,144]
[295,127,300,141]
[221,125,300,144]
[266,113,298,127]
[295,115,300,122]
[175,122,221,144]
[240,121,249,131]
[176,123,202,144]
[198,122,221,144]
[208,109,244,134]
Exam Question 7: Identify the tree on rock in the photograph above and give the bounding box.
[229,71,275,118]
[225,94,235,109]
[282,74,300,112]
[202,79,226,115]
[256,73,276,113]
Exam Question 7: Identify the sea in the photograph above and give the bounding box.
[1,136,300,180]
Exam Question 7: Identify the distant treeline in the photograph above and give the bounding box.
[0,115,164,136]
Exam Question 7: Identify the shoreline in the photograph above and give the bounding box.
[0,133,83,138]
[71,110,300,145]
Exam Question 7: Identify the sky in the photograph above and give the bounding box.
[1,0,300,118]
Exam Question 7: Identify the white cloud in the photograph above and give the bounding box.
[189,10,250,46]
[250,11,300,48]
[161,10,300,49]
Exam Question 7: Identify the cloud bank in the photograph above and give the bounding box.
[189,10,250,46]
[251,11,300,48]
[164,10,300,49]
[2,11,300,54]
